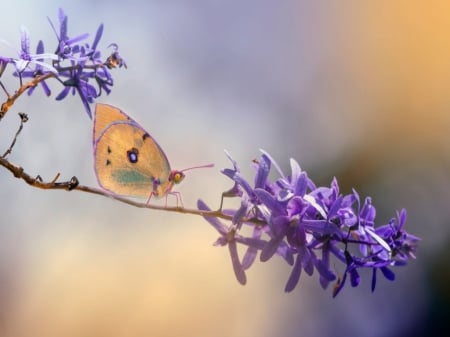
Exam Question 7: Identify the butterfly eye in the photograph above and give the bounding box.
[170,171,185,184]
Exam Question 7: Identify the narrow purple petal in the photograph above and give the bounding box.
[20,26,30,54]
[315,258,336,283]
[36,40,44,54]
[260,222,288,262]
[371,268,377,292]
[197,199,228,235]
[285,254,302,292]
[66,33,90,46]
[294,172,308,196]
[254,188,285,215]
[229,241,246,285]
[234,172,255,197]
[254,154,270,188]
[328,196,343,218]
[55,86,70,100]
[289,158,302,185]
[380,266,396,281]
[276,242,295,265]
[59,8,68,39]
[397,208,407,230]
[242,246,257,270]
[91,23,104,50]
[242,227,262,269]
[301,248,314,276]
[350,268,360,287]
[232,201,249,229]
[260,149,286,180]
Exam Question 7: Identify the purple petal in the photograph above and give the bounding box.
[328,196,343,219]
[381,266,396,281]
[294,172,308,196]
[242,246,257,270]
[241,227,262,269]
[91,23,104,50]
[301,219,340,235]
[20,26,30,54]
[254,153,270,188]
[260,221,289,262]
[229,240,246,285]
[66,33,90,46]
[232,200,249,229]
[301,248,314,276]
[371,268,377,292]
[350,268,360,287]
[397,208,407,231]
[315,258,336,283]
[276,242,295,265]
[254,188,285,215]
[197,199,228,235]
[285,254,302,292]
[289,158,302,185]
[59,9,68,39]
[55,86,70,100]
[36,40,44,54]
[234,172,255,197]
[260,149,286,180]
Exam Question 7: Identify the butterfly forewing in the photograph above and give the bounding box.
[93,105,172,198]
[93,103,131,141]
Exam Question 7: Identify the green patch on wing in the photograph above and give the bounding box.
[112,169,150,185]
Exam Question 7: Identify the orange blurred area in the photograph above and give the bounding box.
[3,219,282,337]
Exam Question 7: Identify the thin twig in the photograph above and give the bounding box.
[0,155,238,221]
[0,72,54,119]
[2,112,28,158]
[0,81,10,97]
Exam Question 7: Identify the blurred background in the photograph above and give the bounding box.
[1,0,449,336]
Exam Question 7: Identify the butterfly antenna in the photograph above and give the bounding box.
[181,163,214,172]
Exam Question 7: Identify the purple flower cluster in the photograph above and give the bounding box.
[0,8,126,118]
[198,150,420,296]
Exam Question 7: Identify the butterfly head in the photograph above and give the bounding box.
[168,170,186,185]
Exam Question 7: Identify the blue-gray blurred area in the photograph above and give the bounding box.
[0,1,449,336]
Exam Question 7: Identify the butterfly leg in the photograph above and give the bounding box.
[146,191,156,205]
[166,191,184,208]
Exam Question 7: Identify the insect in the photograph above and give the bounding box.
[93,103,212,206]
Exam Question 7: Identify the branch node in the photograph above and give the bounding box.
[68,176,79,190]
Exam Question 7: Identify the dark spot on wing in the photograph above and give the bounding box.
[127,147,139,163]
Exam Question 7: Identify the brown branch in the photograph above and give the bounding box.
[0,156,235,220]
[0,72,54,120]
[2,112,29,158]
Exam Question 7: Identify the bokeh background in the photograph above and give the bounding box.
[1,0,449,336]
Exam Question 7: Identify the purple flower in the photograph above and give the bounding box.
[16,40,52,96]
[47,8,89,61]
[1,26,57,81]
[197,199,267,285]
[55,61,98,118]
[0,8,127,117]
[0,56,9,77]
[199,150,420,296]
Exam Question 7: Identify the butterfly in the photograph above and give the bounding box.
[93,103,212,205]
